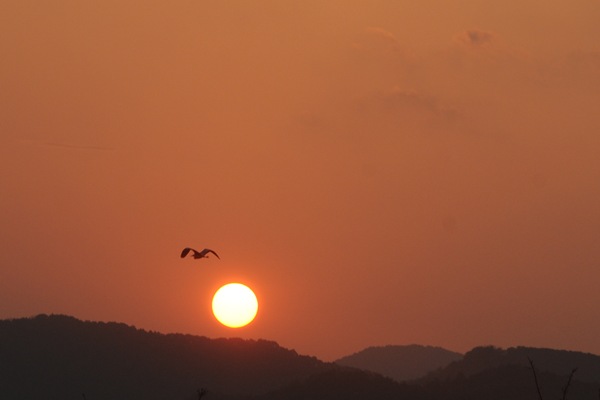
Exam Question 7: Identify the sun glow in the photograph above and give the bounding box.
[211,283,258,328]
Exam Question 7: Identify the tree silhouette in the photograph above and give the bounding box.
[529,357,577,400]
[561,368,578,400]
[528,357,544,400]
[197,388,207,399]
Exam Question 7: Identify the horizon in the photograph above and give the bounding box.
[6,312,600,400]
[2,0,600,363]
[4,312,600,362]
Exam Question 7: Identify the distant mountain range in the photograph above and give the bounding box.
[0,314,329,399]
[1,315,600,400]
[422,345,600,385]
[335,344,463,382]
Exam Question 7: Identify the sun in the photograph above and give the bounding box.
[211,283,258,328]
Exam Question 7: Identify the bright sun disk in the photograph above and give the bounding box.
[211,283,258,328]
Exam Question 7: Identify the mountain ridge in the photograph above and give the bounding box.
[2,314,600,400]
[0,314,329,399]
[335,344,463,382]
[422,345,600,385]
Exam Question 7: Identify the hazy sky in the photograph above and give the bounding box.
[2,0,600,361]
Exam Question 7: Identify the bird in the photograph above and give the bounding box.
[181,247,220,260]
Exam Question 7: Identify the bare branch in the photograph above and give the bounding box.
[528,357,544,400]
[561,368,577,400]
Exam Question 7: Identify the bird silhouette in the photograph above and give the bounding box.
[181,247,220,260]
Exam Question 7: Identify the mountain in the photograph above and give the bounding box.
[254,363,600,400]
[419,363,600,400]
[0,314,330,399]
[335,344,463,382]
[3,315,600,400]
[423,345,600,385]
[252,367,422,400]
[406,345,600,400]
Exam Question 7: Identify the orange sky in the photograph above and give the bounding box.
[1,0,600,361]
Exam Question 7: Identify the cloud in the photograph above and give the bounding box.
[352,27,404,56]
[363,87,458,123]
[365,27,401,47]
[455,29,495,47]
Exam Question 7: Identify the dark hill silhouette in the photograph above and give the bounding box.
[0,314,329,399]
[3,315,600,400]
[335,344,463,382]
[419,364,600,400]
[422,345,600,385]
[252,367,425,400]
[251,363,600,400]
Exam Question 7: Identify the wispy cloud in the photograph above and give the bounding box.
[365,27,401,49]
[455,29,495,47]
[352,26,405,57]
[358,87,459,126]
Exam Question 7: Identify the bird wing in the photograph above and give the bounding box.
[200,249,220,259]
[181,247,193,258]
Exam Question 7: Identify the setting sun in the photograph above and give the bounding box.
[211,283,258,328]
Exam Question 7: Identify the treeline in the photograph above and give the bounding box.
[1,315,600,400]
[0,314,327,399]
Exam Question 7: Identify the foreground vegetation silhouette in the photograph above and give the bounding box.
[2,315,600,400]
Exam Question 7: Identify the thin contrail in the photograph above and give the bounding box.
[43,141,115,151]
[19,139,115,151]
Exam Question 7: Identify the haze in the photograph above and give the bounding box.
[1,0,599,361]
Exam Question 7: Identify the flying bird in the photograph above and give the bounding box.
[181,247,220,260]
